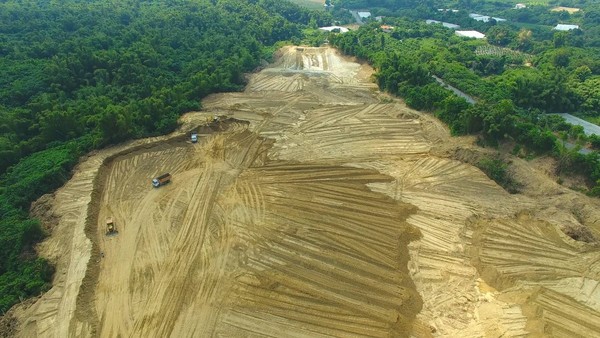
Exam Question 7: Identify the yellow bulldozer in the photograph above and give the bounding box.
[106,217,117,236]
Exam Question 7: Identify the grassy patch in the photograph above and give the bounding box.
[580,115,600,127]
[475,45,531,59]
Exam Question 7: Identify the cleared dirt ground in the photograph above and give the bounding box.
[12,47,600,337]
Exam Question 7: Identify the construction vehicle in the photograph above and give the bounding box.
[152,173,172,188]
[191,132,198,143]
[106,217,117,235]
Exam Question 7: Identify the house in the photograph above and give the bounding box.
[380,25,394,33]
[455,30,486,39]
[375,16,385,22]
[515,3,526,9]
[426,19,460,29]
[554,24,580,31]
[469,13,487,21]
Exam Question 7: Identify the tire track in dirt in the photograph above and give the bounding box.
[129,129,271,336]
[466,216,599,289]
[527,287,600,336]
[91,127,422,337]
[271,103,430,162]
[463,214,600,336]
[365,157,519,336]
[213,163,421,336]
[96,146,196,337]
[13,134,189,337]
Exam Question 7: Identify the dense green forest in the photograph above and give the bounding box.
[329,3,600,194]
[0,0,329,313]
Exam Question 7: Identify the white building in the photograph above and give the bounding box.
[318,26,349,33]
[469,13,485,21]
[455,30,486,39]
[515,3,526,9]
[554,24,580,31]
[469,13,507,23]
[426,19,460,29]
[357,11,371,19]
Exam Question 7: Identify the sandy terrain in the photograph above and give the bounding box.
[10,46,600,337]
[551,6,580,14]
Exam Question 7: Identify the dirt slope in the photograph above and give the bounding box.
[12,46,600,337]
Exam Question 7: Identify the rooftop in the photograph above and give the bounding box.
[319,26,349,33]
[554,24,580,31]
[469,13,507,23]
[426,19,460,29]
[455,30,486,39]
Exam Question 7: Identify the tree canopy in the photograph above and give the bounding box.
[330,13,600,194]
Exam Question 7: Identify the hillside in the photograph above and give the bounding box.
[9,47,600,337]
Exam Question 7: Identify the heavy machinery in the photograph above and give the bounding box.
[152,173,172,188]
[106,217,117,235]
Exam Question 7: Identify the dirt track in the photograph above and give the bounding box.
[12,47,600,337]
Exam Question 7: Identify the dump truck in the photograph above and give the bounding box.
[152,173,172,188]
[106,217,117,235]
[191,132,198,143]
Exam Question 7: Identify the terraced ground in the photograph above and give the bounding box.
[13,47,600,337]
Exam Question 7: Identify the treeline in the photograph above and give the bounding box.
[0,0,327,313]
[0,140,85,312]
[330,19,600,195]
[0,0,331,172]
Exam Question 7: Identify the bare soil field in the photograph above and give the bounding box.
[551,6,580,13]
[10,47,600,337]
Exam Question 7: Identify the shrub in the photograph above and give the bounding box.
[477,157,521,193]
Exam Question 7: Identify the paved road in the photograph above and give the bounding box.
[555,113,600,136]
[432,75,476,104]
[349,10,363,25]
[562,141,593,155]
[431,78,596,155]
